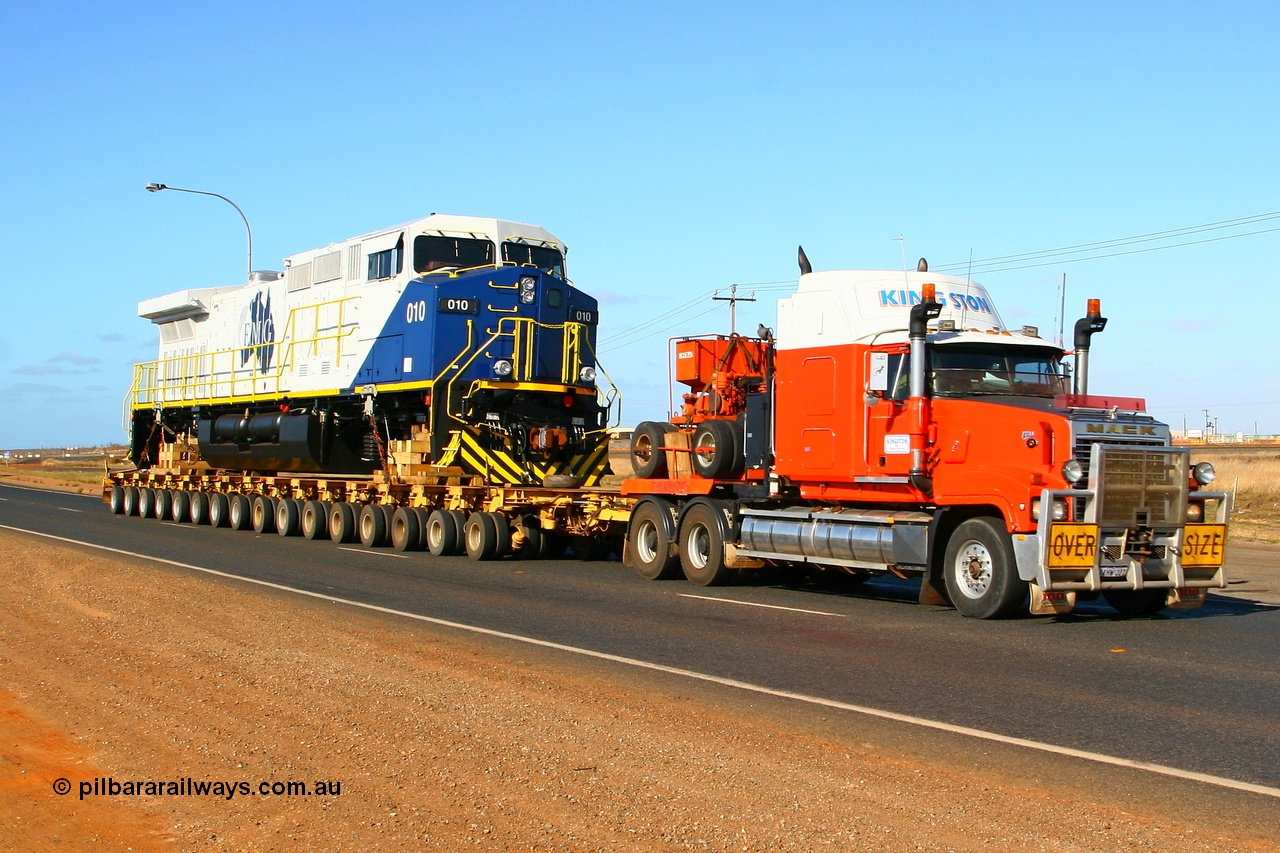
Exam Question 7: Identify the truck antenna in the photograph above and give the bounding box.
[1057,273,1067,347]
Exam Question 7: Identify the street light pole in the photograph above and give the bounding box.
[145,182,253,280]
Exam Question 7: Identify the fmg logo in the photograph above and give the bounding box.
[240,291,275,372]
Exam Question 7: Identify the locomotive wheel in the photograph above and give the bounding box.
[943,517,1028,619]
[691,420,742,480]
[464,512,499,561]
[1103,589,1168,617]
[328,502,357,544]
[275,499,302,537]
[138,489,157,519]
[359,504,389,548]
[228,494,253,530]
[629,499,681,580]
[252,496,278,534]
[171,490,190,522]
[301,501,329,540]
[122,487,140,517]
[411,508,431,551]
[426,509,461,557]
[109,485,125,514]
[190,491,210,525]
[391,507,423,552]
[154,489,173,520]
[630,421,676,479]
[679,502,733,586]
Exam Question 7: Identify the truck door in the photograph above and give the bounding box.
[864,350,913,478]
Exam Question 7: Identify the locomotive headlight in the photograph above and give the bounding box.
[493,359,513,378]
[520,290,536,304]
[1193,461,1216,485]
[1062,459,1084,485]
[579,366,597,383]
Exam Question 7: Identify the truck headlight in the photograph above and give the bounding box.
[493,359,513,378]
[1032,498,1067,521]
[1193,461,1216,485]
[1186,502,1205,523]
[1062,459,1084,485]
[579,366,597,383]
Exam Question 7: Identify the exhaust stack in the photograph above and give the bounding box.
[907,282,943,495]
[1073,299,1107,395]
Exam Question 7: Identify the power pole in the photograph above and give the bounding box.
[712,284,756,335]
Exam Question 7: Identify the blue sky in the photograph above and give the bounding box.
[2,0,1278,447]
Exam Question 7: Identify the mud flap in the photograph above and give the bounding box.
[1029,582,1077,616]
[1166,587,1207,610]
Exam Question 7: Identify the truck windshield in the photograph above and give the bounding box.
[930,344,1069,398]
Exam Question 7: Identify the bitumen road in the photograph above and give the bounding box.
[2,481,1278,830]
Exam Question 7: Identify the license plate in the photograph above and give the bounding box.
[1046,523,1099,568]
[1182,524,1227,567]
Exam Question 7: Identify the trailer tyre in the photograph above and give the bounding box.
[679,501,734,586]
[275,498,302,537]
[629,499,681,580]
[329,502,357,543]
[464,512,499,561]
[411,508,431,551]
[1103,589,1168,617]
[171,490,190,522]
[631,421,675,479]
[252,496,278,534]
[391,507,423,552]
[486,512,512,558]
[691,419,742,480]
[154,489,173,520]
[109,485,125,515]
[210,493,232,528]
[943,517,1028,619]
[302,501,329,540]
[190,491,210,525]
[122,487,140,517]
[359,504,389,548]
[229,494,252,530]
[138,489,157,519]
[426,510,460,556]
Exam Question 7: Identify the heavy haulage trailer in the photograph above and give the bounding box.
[105,223,1230,618]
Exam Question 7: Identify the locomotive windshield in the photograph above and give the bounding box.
[502,241,565,279]
[930,344,1069,398]
[413,235,494,273]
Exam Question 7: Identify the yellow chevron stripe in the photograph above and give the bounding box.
[459,431,525,484]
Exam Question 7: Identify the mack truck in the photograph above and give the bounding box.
[621,253,1229,618]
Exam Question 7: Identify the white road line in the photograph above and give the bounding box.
[2,522,1278,801]
[338,546,408,559]
[678,593,846,617]
[161,523,194,529]
[58,507,83,514]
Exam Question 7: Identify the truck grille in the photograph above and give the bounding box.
[1091,446,1188,528]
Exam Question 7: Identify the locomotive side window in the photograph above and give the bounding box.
[503,242,565,279]
[413,235,494,273]
[546,288,563,308]
[367,237,404,280]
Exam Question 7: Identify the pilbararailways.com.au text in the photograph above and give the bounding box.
[57,776,342,800]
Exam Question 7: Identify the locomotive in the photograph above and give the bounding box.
[128,214,615,485]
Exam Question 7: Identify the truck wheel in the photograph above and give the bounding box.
[942,517,1028,619]
[109,485,125,514]
[275,498,302,537]
[411,508,431,551]
[171,490,190,522]
[426,510,459,556]
[302,501,329,540]
[359,504,389,547]
[679,502,733,586]
[122,487,140,517]
[464,512,499,561]
[189,491,210,525]
[154,489,173,520]
[629,500,681,580]
[630,421,675,479]
[252,496,278,534]
[229,494,253,530]
[1103,589,1168,617]
[209,493,231,528]
[691,420,742,480]
[391,507,422,552]
[329,502,357,543]
[138,489,156,519]
[485,512,512,557]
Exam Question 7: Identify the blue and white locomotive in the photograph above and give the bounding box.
[129,214,615,485]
